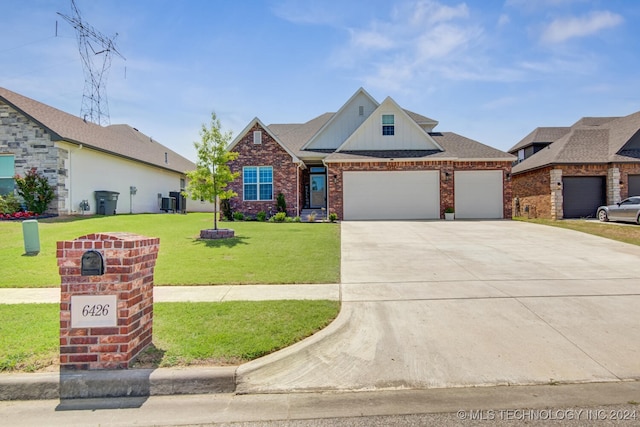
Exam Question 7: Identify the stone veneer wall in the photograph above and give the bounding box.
[328,160,513,220]
[512,163,640,219]
[58,232,159,370]
[0,101,65,214]
[227,123,299,217]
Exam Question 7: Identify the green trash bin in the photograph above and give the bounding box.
[22,219,40,255]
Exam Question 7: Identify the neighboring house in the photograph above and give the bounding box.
[509,112,640,219]
[0,87,213,215]
[227,88,515,221]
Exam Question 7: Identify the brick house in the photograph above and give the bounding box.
[509,112,640,219]
[227,88,515,220]
[0,86,214,215]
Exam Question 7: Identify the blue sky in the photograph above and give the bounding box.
[2,0,639,161]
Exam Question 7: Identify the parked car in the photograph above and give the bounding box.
[597,196,640,224]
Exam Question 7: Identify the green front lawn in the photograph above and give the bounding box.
[0,213,340,287]
[0,300,340,372]
[514,217,640,246]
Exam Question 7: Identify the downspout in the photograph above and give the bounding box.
[296,162,301,218]
[67,146,72,215]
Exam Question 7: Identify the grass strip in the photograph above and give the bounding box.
[0,300,340,373]
[514,217,640,246]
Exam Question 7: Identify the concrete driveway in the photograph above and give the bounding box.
[237,221,640,393]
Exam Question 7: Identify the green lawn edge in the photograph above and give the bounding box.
[0,213,340,288]
[0,300,340,373]
[514,216,640,246]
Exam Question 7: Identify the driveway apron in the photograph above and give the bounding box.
[236,221,640,393]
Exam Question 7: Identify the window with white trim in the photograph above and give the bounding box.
[0,155,15,195]
[253,131,262,144]
[243,166,273,200]
[382,114,395,136]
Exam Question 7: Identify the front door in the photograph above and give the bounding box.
[310,175,326,208]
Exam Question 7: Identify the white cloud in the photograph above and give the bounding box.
[541,10,623,43]
[415,24,478,60]
[498,14,510,27]
[349,28,395,51]
[331,0,485,91]
[404,0,469,26]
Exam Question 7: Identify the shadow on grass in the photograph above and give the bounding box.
[130,343,166,369]
[191,235,250,248]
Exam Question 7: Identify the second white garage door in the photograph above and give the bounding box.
[343,171,440,220]
[454,170,504,219]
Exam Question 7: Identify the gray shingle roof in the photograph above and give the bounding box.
[269,113,512,162]
[0,86,195,174]
[513,111,640,174]
[508,127,571,153]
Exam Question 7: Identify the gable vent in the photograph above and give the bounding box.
[253,131,262,144]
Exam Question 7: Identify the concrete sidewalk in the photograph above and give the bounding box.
[0,284,340,304]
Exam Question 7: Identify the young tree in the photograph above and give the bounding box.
[184,112,239,230]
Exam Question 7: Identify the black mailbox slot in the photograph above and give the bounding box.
[81,250,104,276]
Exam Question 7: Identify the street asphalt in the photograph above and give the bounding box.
[2,220,640,410]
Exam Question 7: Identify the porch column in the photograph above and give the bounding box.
[607,167,621,205]
[550,169,563,220]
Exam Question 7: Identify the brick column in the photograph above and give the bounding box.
[57,232,160,371]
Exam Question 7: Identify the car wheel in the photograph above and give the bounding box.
[597,209,608,222]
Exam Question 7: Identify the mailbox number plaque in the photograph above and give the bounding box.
[71,295,117,328]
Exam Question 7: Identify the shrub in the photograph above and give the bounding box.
[276,193,287,213]
[293,216,301,223]
[220,199,233,221]
[328,212,338,222]
[0,193,20,215]
[272,212,287,223]
[233,212,245,221]
[256,211,267,221]
[307,211,317,222]
[444,207,455,214]
[14,168,54,215]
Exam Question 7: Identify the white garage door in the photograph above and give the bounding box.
[454,171,503,219]
[343,171,440,220]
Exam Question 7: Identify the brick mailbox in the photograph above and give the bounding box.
[57,232,160,371]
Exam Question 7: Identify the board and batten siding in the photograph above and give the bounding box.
[306,92,378,150]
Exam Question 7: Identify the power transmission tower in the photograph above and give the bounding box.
[58,0,125,126]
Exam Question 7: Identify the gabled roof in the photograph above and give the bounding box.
[508,127,570,153]
[0,86,194,174]
[233,88,512,163]
[513,111,640,174]
[335,96,443,152]
[301,87,379,151]
[227,117,303,164]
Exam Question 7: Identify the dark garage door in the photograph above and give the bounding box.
[629,175,640,197]
[563,176,606,218]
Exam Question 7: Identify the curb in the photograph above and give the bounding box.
[0,366,237,401]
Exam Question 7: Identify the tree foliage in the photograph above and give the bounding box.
[14,168,55,214]
[184,112,239,230]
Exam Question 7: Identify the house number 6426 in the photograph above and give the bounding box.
[81,304,109,317]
